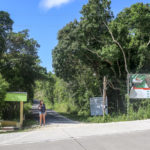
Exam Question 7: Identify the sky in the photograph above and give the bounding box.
[0,0,149,72]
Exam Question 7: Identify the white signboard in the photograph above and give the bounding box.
[129,74,150,99]
[90,97,108,116]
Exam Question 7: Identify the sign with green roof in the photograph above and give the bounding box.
[5,92,27,102]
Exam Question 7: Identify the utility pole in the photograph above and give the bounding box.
[103,76,107,118]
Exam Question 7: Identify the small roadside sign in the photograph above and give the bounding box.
[90,97,108,116]
[4,92,27,102]
[4,92,27,128]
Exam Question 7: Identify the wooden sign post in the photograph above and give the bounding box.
[4,92,27,128]
[20,101,24,127]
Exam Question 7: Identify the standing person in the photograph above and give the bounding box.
[38,100,46,126]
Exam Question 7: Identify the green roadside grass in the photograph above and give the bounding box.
[49,100,150,123]
[43,98,53,110]
[31,98,150,124]
[57,110,150,123]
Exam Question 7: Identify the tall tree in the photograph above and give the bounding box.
[52,1,150,113]
[0,11,13,55]
[0,11,13,69]
[2,30,40,100]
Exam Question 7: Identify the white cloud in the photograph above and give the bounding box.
[39,0,72,10]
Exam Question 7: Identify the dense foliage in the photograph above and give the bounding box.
[52,1,150,115]
[1,1,150,122]
[0,11,44,119]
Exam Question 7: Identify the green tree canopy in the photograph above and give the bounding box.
[52,1,150,113]
[1,30,40,100]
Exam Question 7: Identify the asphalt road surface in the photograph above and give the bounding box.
[1,130,150,150]
[32,100,78,125]
[1,100,150,150]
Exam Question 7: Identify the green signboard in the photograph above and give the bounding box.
[5,92,27,102]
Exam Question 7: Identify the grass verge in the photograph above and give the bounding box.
[53,100,150,123]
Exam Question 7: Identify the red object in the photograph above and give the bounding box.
[133,87,150,90]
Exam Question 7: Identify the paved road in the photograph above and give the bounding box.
[32,100,78,125]
[1,130,150,150]
[1,101,150,149]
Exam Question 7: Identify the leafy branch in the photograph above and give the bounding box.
[84,46,113,66]
[103,21,129,74]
